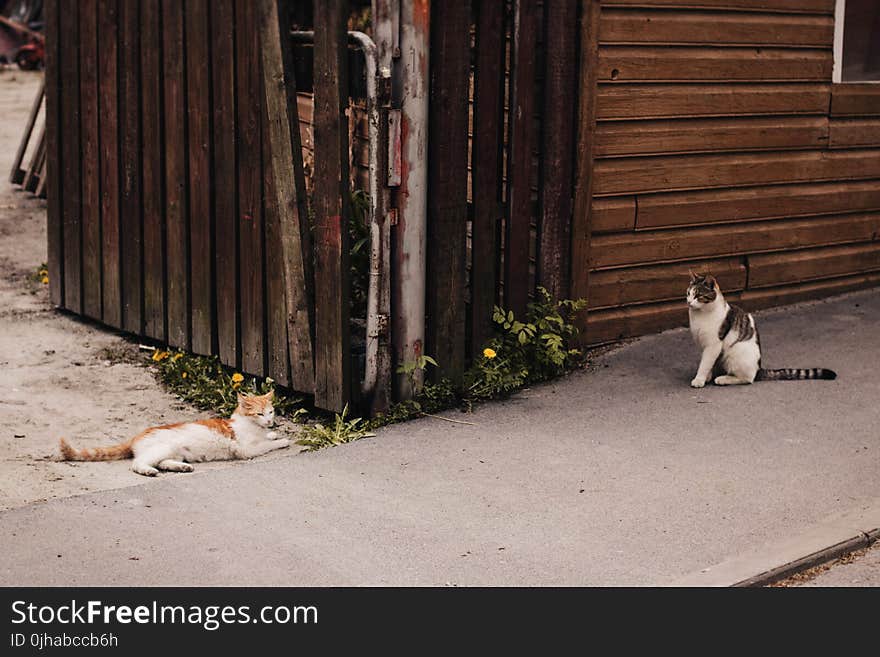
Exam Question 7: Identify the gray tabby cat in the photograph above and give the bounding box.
[686,271,836,387]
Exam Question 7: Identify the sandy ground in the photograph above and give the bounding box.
[0,69,292,511]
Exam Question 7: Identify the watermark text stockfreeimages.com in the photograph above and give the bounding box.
[10,599,318,632]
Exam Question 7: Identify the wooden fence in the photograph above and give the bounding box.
[44,0,355,412]
[426,0,597,380]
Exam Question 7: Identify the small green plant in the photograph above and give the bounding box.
[396,353,438,393]
[372,287,587,422]
[463,287,587,401]
[148,348,303,418]
[295,405,376,452]
[349,190,371,320]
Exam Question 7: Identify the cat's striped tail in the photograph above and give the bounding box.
[58,437,133,461]
[755,368,837,381]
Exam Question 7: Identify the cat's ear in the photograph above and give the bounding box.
[689,268,698,281]
[237,392,248,406]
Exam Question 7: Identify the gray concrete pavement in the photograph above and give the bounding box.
[1,289,878,586]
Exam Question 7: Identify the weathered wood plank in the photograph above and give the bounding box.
[538,0,578,301]
[571,0,603,334]
[312,0,351,411]
[591,213,880,269]
[740,272,880,311]
[80,0,101,320]
[60,5,81,313]
[427,0,471,379]
[589,257,746,309]
[22,126,45,192]
[597,83,830,120]
[236,0,266,375]
[637,180,880,229]
[44,0,63,306]
[585,299,689,345]
[119,0,142,333]
[470,0,506,356]
[600,9,833,47]
[163,0,190,348]
[141,0,165,341]
[262,112,289,387]
[598,47,832,83]
[258,0,315,392]
[505,0,539,318]
[9,79,43,185]
[593,150,880,196]
[829,119,880,149]
[186,0,213,355]
[212,0,239,367]
[601,0,834,13]
[595,116,829,157]
[748,243,880,288]
[98,0,120,325]
[592,196,636,234]
[830,84,880,117]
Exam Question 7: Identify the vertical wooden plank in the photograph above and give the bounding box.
[471,0,506,355]
[212,0,239,367]
[427,0,471,380]
[163,0,190,349]
[235,0,266,375]
[80,0,101,319]
[60,4,82,313]
[98,0,121,326]
[258,0,315,392]
[505,0,538,318]
[313,0,351,411]
[120,0,142,333]
[262,118,290,387]
[538,0,577,301]
[571,0,602,338]
[142,0,165,341]
[44,0,63,307]
[186,0,214,355]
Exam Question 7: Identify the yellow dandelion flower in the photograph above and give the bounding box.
[152,350,169,362]
[41,276,49,284]
[39,269,47,276]
[173,353,183,361]
[181,372,187,379]
[483,348,497,359]
[231,373,244,383]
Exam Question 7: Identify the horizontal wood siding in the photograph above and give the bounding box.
[581,1,880,345]
[602,1,834,12]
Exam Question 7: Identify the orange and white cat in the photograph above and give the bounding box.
[58,392,289,476]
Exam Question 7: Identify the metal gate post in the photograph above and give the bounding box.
[374,0,430,400]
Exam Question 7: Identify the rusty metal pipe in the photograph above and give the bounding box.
[390,0,430,399]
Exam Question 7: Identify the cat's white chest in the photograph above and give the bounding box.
[689,309,721,347]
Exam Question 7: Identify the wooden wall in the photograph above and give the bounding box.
[584,0,880,344]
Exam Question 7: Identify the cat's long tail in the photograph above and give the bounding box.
[58,437,134,461]
[756,368,837,381]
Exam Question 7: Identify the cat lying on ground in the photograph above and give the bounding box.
[687,271,836,388]
[59,392,289,476]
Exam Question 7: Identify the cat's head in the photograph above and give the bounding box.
[235,392,276,427]
[686,271,719,309]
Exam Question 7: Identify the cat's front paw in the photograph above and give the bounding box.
[690,377,706,388]
[274,438,290,449]
[266,431,279,440]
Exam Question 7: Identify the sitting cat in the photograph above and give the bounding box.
[59,392,289,476]
[687,271,836,387]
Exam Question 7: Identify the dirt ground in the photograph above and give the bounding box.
[0,69,291,511]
